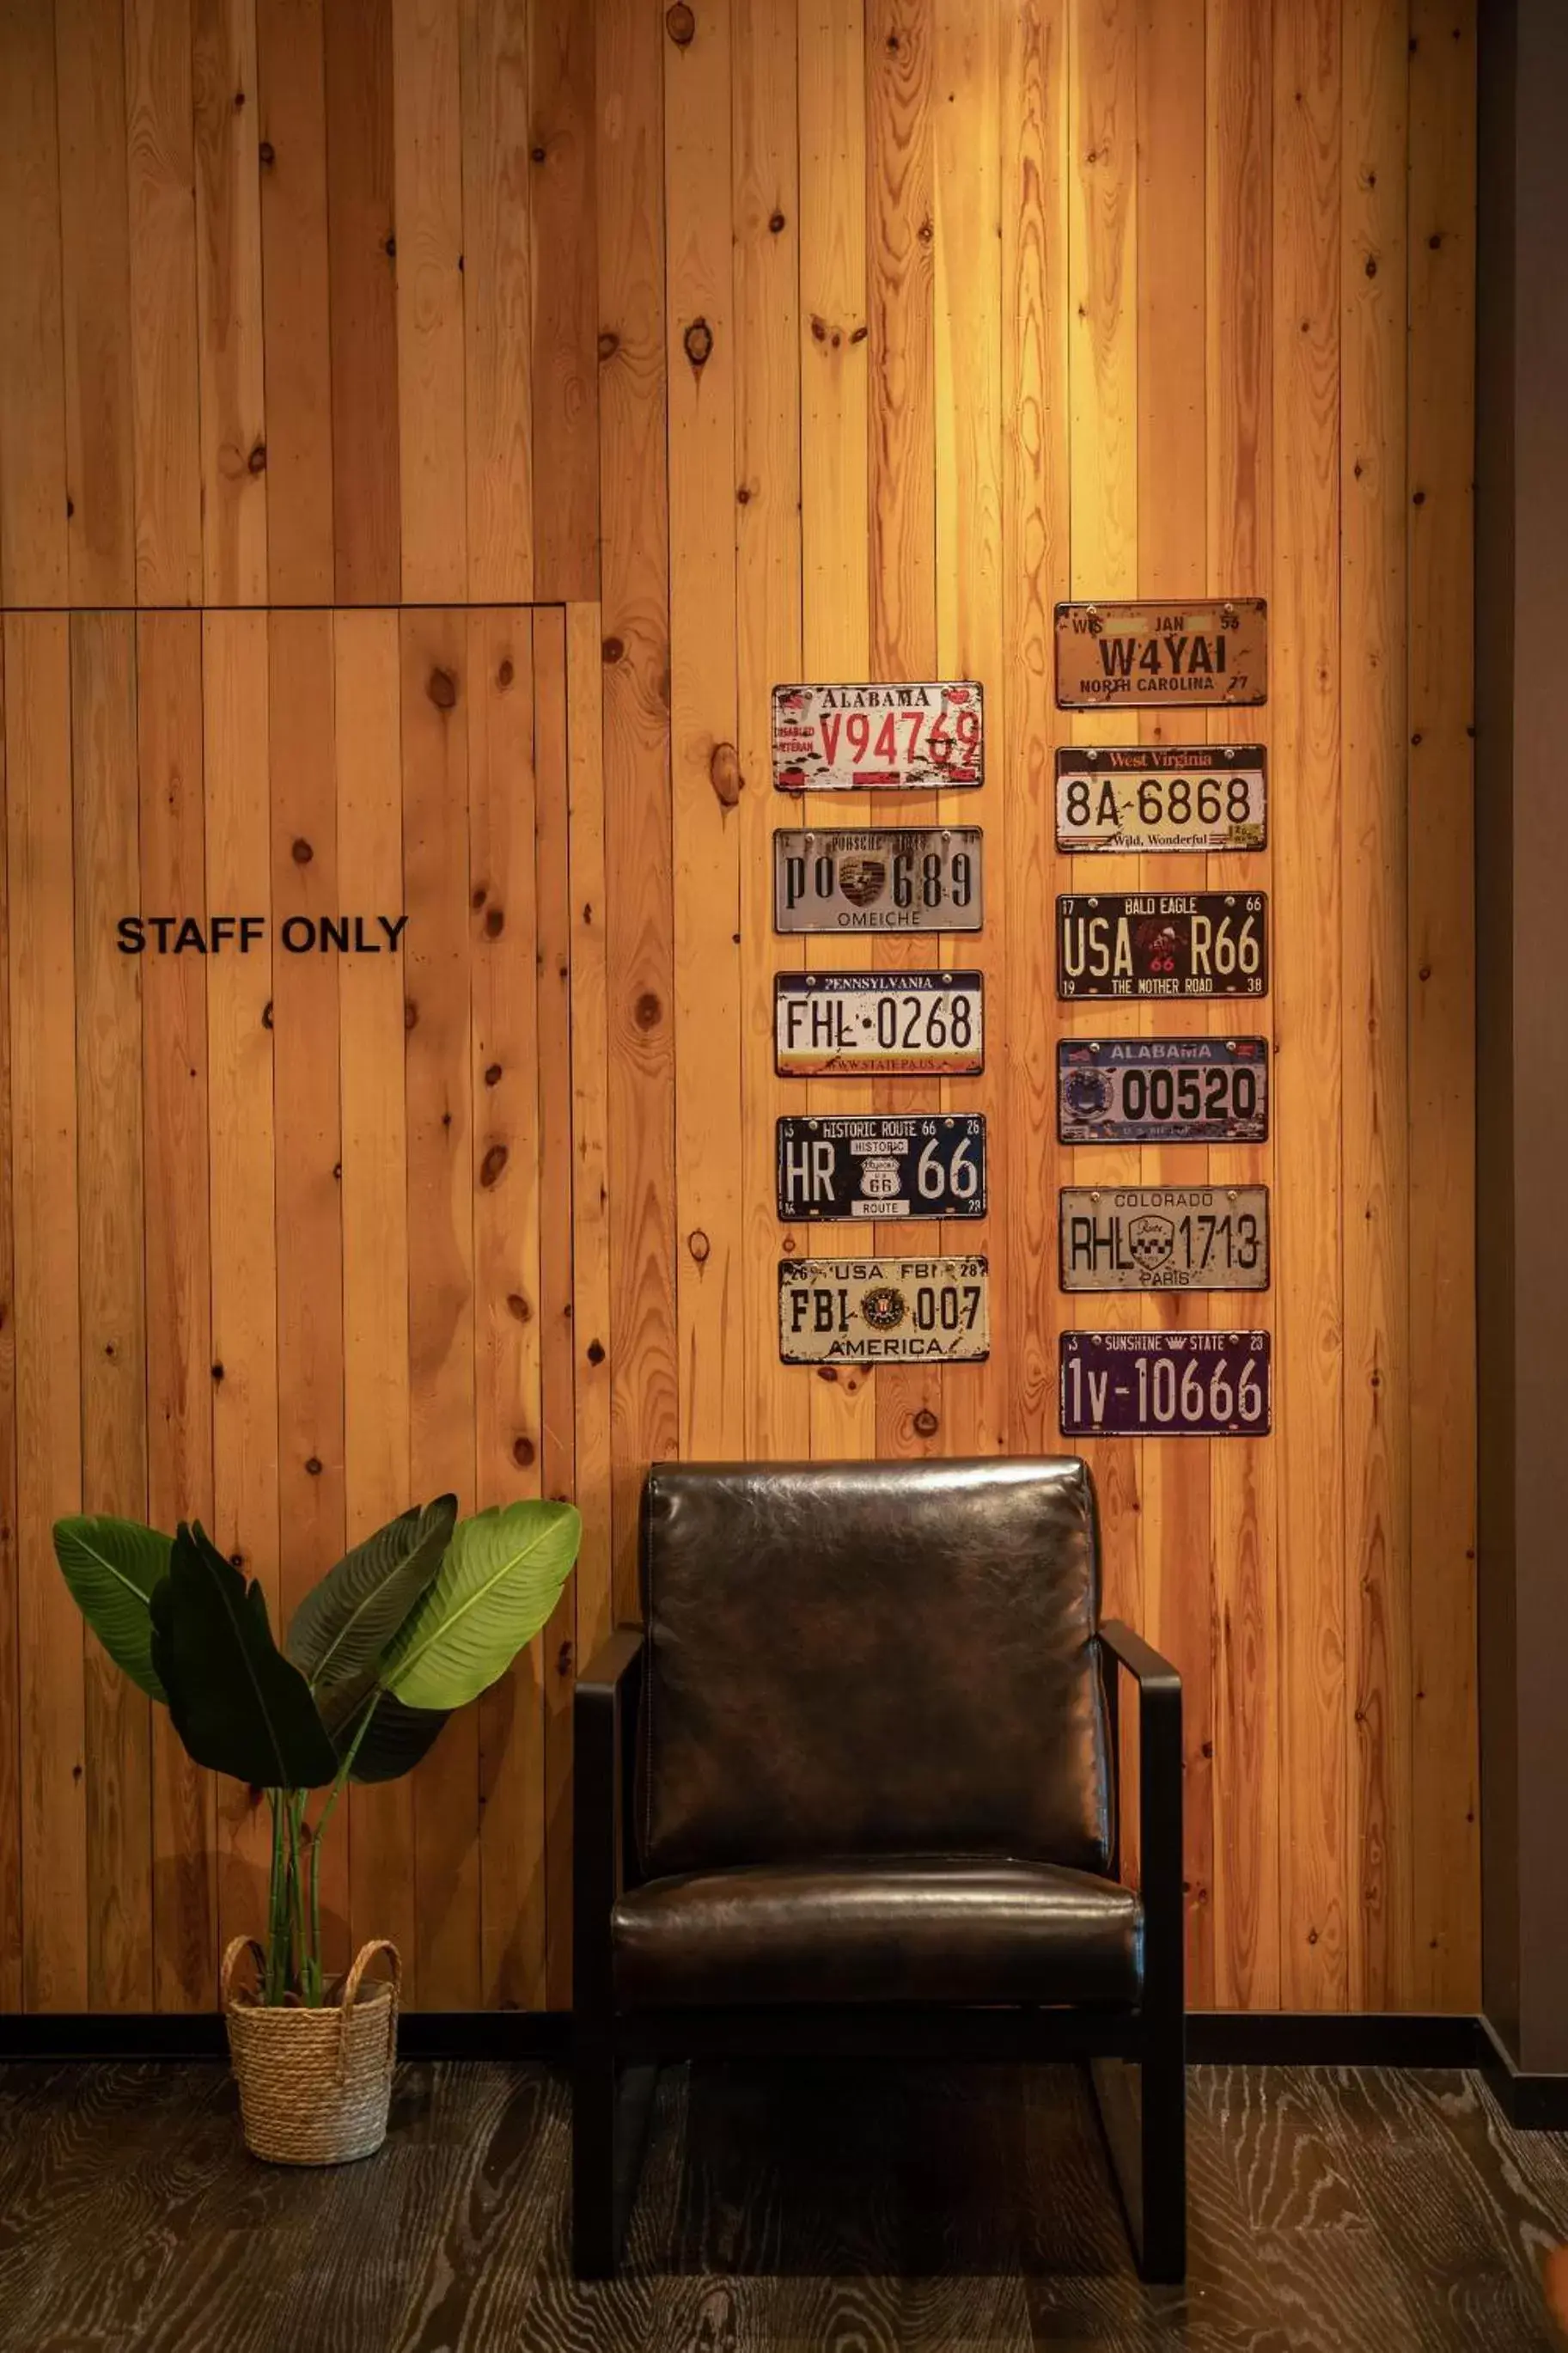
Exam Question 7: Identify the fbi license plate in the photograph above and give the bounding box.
[1058,893,1267,1000]
[773,828,983,933]
[1055,743,1266,853]
[1059,1329,1272,1437]
[1054,599,1267,709]
[772,681,984,791]
[779,1255,990,1364]
[1059,1185,1270,1293]
[1058,1037,1269,1145]
[775,970,983,1077]
[776,1114,986,1222]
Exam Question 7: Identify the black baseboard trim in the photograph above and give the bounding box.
[0,2011,570,2064]
[1477,2014,1568,2130]
[1187,2011,1485,2069]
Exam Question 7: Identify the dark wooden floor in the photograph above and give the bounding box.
[0,2057,1564,2350]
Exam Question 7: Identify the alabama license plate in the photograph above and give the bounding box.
[773,828,983,933]
[776,1114,986,1222]
[1059,1186,1270,1293]
[1055,743,1266,853]
[1059,1330,1272,1437]
[772,681,984,791]
[779,1255,990,1364]
[1055,600,1267,709]
[1057,893,1267,1000]
[1058,1037,1269,1145]
[774,970,984,1077]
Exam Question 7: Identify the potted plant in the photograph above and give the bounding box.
[52,1492,580,2164]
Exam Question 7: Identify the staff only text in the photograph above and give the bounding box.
[116,914,409,956]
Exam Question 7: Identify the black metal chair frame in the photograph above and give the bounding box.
[573,1617,1185,2284]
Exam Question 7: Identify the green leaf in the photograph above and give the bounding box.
[151,1524,340,1790]
[284,1494,456,1692]
[381,1500,581,1712]
[53,1517,171,1702]
[345,1690,450,1784]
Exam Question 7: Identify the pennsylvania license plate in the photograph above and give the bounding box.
[776,1114,986,1222]
[1059,1330,1272,1437]
[1055,600,1267,709]
[779,1255,990,1364]
[773,828,983,933]
[1059,1186,1270,1293]
[1055,743,1266,853]
[1058,1037,1269,1144]
[1057,893,1267,1000]
[772,681,984,791]
[774,971,984,1077]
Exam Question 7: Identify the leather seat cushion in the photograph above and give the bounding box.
[612,1855,1143,2010]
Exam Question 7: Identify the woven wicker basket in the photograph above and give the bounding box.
[221,1936,400,2166]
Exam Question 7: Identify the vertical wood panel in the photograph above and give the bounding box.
[529,0,598,599]
[325,0,401,602]
[566,602,614,1652]
[393,0,467,601]
[462,0,534,602]
[0,3,69,607]
[56,0,137,605]
[0,637,22,2011]
[125,0,204,607]
[193,0,269,602]
[256,0,335,602]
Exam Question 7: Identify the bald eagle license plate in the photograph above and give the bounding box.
[773,828,983,932]
[778,1256,990,1364]
[1057,893,1267,999]
[1059,1185,1270,1293]
[774,971,983,1076]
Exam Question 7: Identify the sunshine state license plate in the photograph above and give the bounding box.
[1059,1185,1270,1293]
[773,828,983,933]
[774,971,984,1077]
[776,1114,987,1222]
[772,681,984,791]
[1059,1329,1272,1437]
[1054,599,1267,709]
[1054,743,1266,854]
[1057,893,1267,1000]
[779,1256,990,1364]
[1057,1037,1270,1144]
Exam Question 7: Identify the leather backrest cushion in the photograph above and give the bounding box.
[637,1458,1112,1878]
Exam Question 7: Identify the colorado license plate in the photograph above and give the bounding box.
[772,681,984,791]
[1055,600,1267,709]
[1057,893,1267,1000]
[777,1115,986,1221]
[779,1256,990,1364]
[1058,1037,1269,1144]
[774,971,983,1077]
[773,828,983,933]
[1059,1186,1270,1293]
[1059,1330,1272,1437]
[1055,743,1266,853]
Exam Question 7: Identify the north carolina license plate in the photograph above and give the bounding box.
[773,828,983,933]
[776,1114,986,1221]
[774,971,984,1077]
[1059,1186,1270,1293]
[1058,1037,1269,1144]
[779,1255,990,1364]
[772,681,984,791]
[1057,893,1267,1000]
[1055,600,1267,709]
[1059,1330,1272,1437]
[1055,743,1266,853]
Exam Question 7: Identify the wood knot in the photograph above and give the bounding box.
[912,1407,939,1439]
[687,1228,711,1265]
[597,328,619,360]
[247,441,267,474]
[850,323,868,344]
[479,1143,509,1189]
[1364,254,1377,278]
[918,217,933,244]
[601,634,625,664]
[769,211,785,234]
[211,1362,225,1383]
[666,2,695,42]
[304,1457,322,1477]
[586,1339,606,1366]
[530,144,546,164]
[384,233,396,260]
[258,139,275,167]
[683,316,714,369]
[291,836,313,864]
[404,998,418,1030]
[484,906,504,938]
[484,1062,503,1086]
[428,666,458,709]
[512,1435,535,1468]
[261,999,273,1030]
[497,658,514,688]
[709,741,742,806]
[506,1293,531,1323]
[809,314,827,343]
[634,991,662,1030]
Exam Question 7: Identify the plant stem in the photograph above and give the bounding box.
[302,1690,381,2007]
[264,1791,285,2005]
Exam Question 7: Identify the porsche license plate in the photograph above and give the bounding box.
[1055,599,1267,709]
[1059,1329,1272,1437]
[776,1114,986,1221]
[779,1255,990,1364]
[1055,743,1266,853]
[1059,1185,1270,1293]
[1057,893,1267,1000]
[774,971,984,1077]
[773,828,983,933]
[1057,1037,1269,1144]
[772,681,984,791]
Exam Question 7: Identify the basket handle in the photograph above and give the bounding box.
[338,1939,400,2086]
[220,1935,266,2009]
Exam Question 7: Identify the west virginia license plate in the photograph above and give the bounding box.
[1059,1330,1272,1437]
[773,828,983,933]
[1054,600,1267,709]
[779,1256,990,1364]
[1059,1186,1270,1293]
[1054,743,1266,853]
[772,681,984,791]
[1057,893,1267,1000]
[776,1114,986,1221]
[1057,1037,1270,1144]
[774,971,984,1077]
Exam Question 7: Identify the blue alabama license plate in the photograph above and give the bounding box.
[1058,1036,1269,1144]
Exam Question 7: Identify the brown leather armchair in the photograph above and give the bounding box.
[573,1458,1184,2282]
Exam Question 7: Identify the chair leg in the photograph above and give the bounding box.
[571,2035,619,2279]
[1088,2041,1187,2285]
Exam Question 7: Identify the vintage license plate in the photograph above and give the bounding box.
[1054,599,1267,709]
[773,828,983,933]
[1059,1185,1270,1293]
[1058,893,1267,1000]
[775,970,983,1077]
[777,1114,987,1222]
[1058,1037,1269,1145]
[779,1255,990,1364]
[772,681,984,791]
[1059,1329,1272,1437]
[1055,743,1266,853]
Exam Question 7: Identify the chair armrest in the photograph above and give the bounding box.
[573,1627,645,2026]
[1099,1619,1184,2027]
